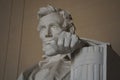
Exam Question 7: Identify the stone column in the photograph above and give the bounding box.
[71,44,106,80]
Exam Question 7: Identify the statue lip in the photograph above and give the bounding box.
[43,38,55,42]
[43,39,56,45]
[45,42,51,45]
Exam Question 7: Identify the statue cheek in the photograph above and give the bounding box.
[39,31,47,39]
[40,33,44,39]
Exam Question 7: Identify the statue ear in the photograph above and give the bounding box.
[59,10,75,34]
[63,24,75,34]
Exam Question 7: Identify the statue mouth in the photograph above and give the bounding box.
[43,38,57,43]
[43,39,56,45]
[45,43,51,45]
[43,38,54,41]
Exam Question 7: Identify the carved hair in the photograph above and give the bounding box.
[37,5,76,34]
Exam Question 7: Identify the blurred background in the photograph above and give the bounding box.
[0,0,120,80]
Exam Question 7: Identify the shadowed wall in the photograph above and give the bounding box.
[0,0,120,80]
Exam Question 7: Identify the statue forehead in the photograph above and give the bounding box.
[39,13,63,24]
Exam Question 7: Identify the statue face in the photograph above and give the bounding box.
[38,13,64,56]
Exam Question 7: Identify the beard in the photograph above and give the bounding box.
[42,39,58,56]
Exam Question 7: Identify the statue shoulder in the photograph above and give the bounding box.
[80,37,110,46]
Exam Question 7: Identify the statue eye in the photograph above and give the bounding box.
[50,24,58,29]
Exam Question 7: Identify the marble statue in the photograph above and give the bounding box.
[17,5,120,80]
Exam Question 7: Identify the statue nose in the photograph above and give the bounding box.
[45,28,53,37]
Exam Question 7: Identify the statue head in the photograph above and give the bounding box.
[37,5,76,56]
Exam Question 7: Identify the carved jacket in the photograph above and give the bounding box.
[17,54,71,80]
